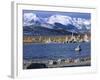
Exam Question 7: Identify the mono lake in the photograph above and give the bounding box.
[23,42,91,60]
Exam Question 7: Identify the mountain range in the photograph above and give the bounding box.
[23,13,91,36]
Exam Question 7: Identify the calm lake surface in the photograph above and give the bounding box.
[23,42,91,60]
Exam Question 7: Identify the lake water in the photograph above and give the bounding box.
[23,42,91,60]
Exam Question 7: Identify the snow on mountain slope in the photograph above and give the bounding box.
[23,13,40,26]
[23,13,91,33]
[47,15,72,25]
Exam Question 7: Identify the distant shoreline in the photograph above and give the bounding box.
[23,41,90,45]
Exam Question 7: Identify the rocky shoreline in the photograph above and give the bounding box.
[23,57,91,69]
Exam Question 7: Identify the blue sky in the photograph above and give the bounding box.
[23,10,91,19]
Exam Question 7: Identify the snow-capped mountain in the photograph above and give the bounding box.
[23,13,91,34]
[24,13,41,26]
[47,15,72,25]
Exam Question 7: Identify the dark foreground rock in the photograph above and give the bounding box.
[27,63,47,69]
